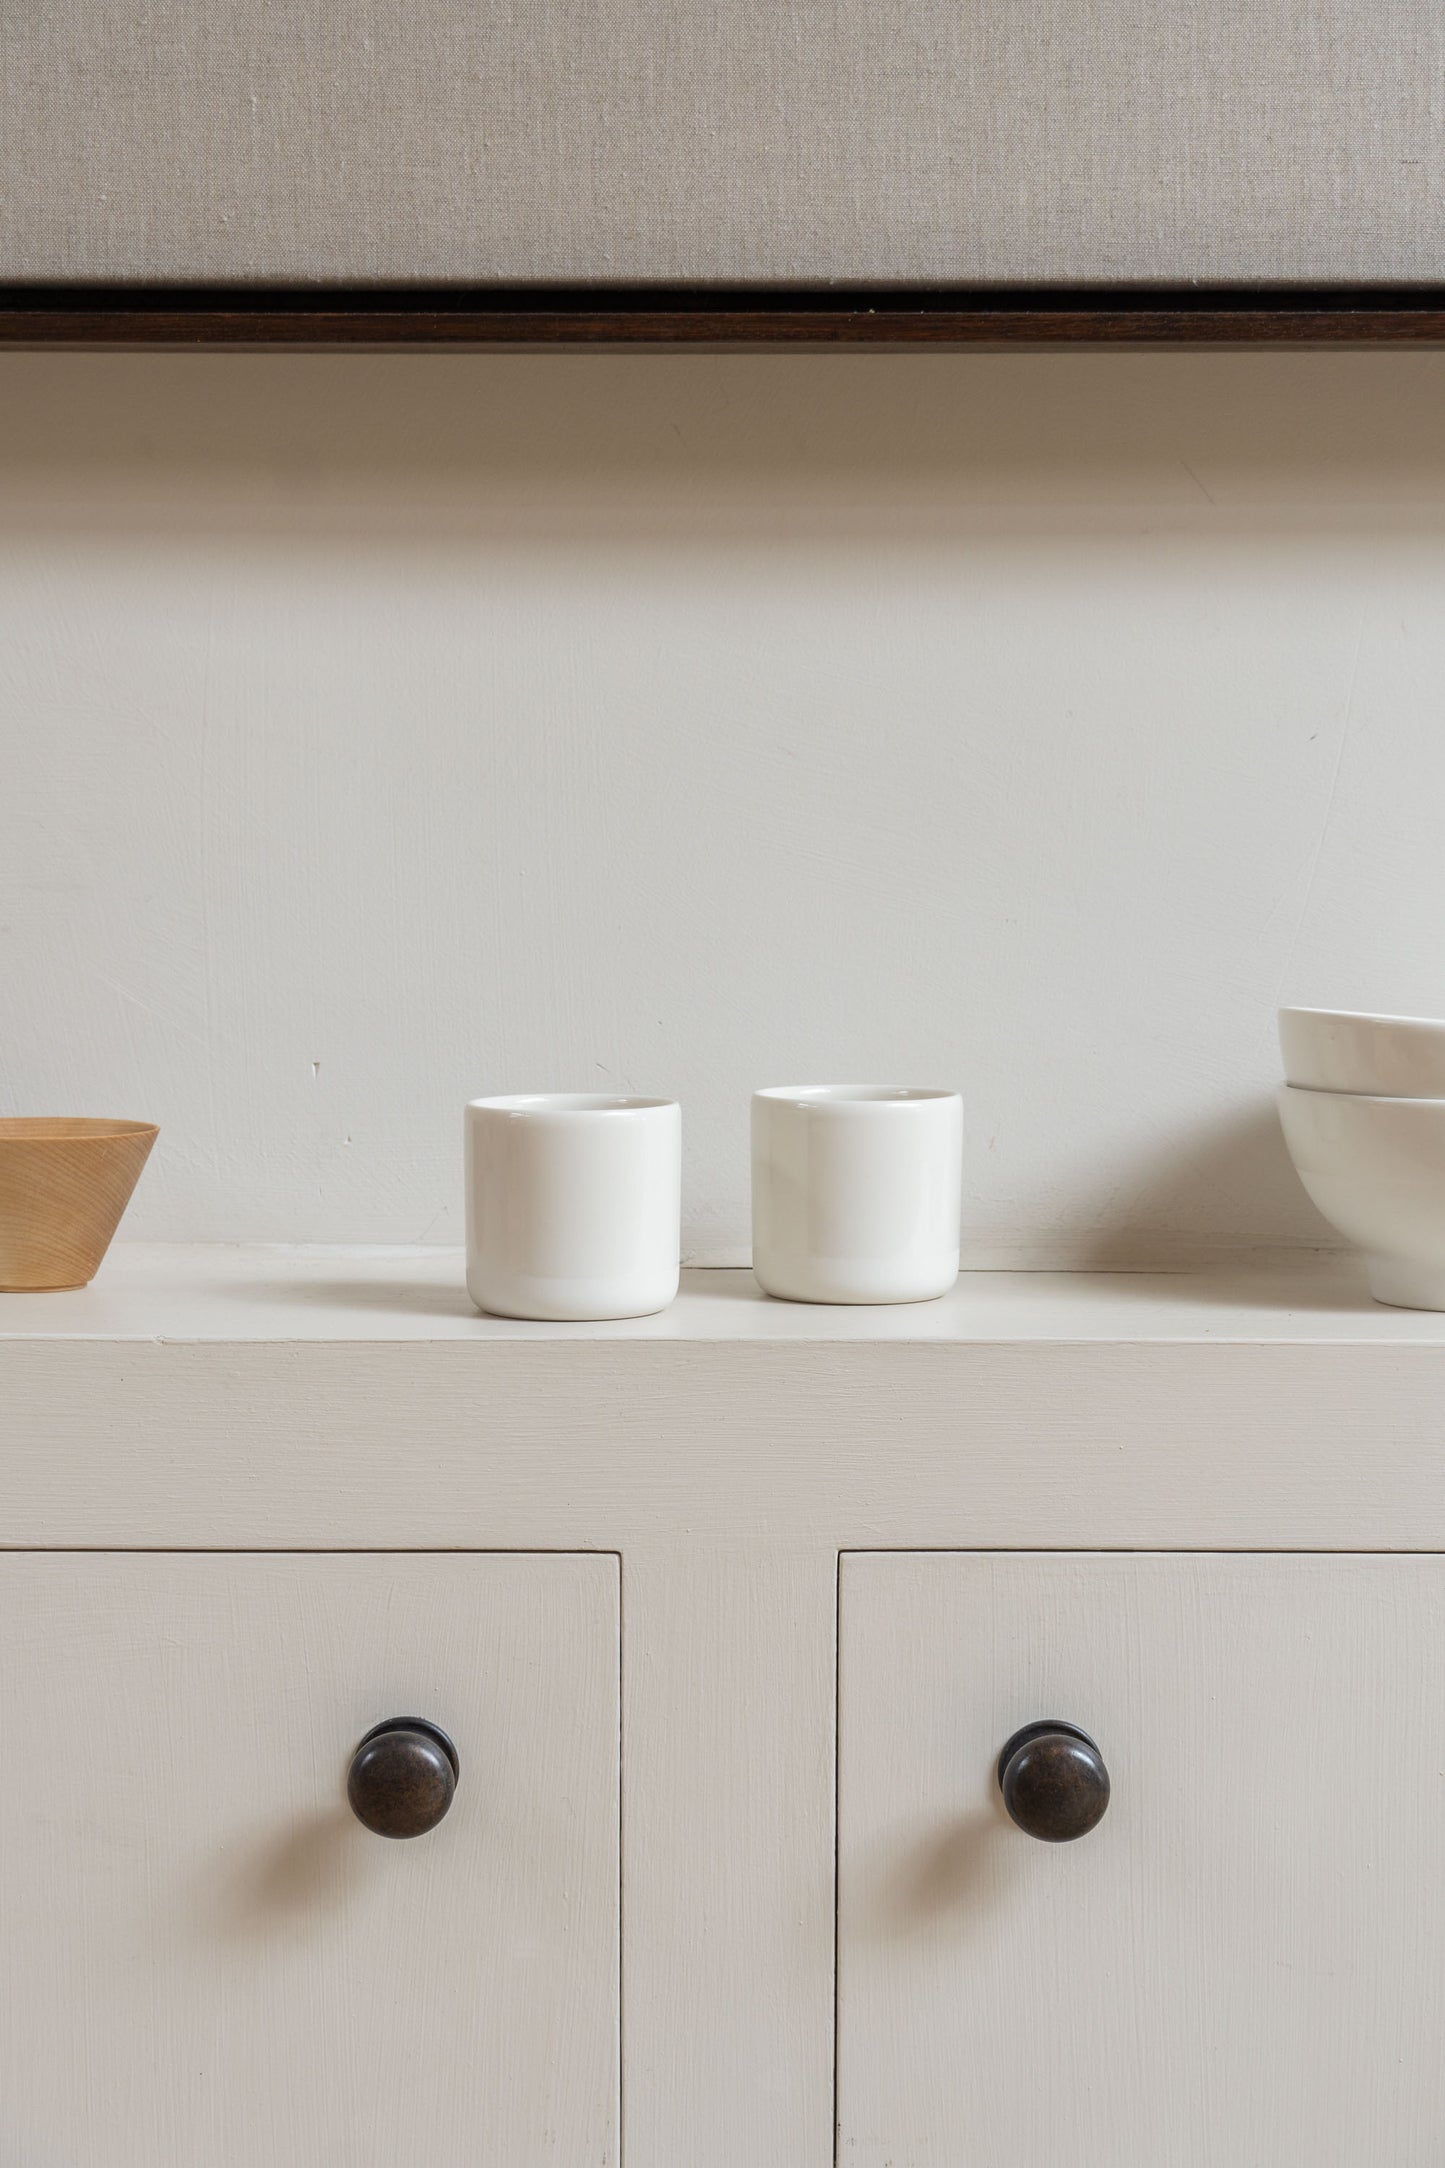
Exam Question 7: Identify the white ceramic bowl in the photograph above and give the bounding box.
[1279,1006,1445,1097]
[1277,1083,1445,1308]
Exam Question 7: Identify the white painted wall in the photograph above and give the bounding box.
[4,351,1445,1262]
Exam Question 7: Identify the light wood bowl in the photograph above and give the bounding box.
[0,1118,158,1291]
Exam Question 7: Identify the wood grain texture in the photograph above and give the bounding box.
[9,1329,1445,1551]
[838,1552,1445,2165]
[0,1552,619,2166]
[0,1117,156,1289]
[5,1260,1445,2160]
[621,1541,836,2168]
[3,284,1445,347]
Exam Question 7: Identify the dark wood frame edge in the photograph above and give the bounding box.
[4,282,1445,347]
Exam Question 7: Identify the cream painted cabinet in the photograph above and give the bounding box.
[838,1552,1445,2167]
[12,1252,1445,2167]
[0,1553,619,2167]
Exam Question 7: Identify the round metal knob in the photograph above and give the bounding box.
[997,1719,1109,1842]
[347,1718,459,1838]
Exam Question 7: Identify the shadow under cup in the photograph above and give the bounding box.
[751,1086,963,1305]
[465,1094,681,1321]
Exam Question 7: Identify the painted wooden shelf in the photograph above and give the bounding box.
[4,284,1445,349]
[0,1242,1436,1343]
[5,1245,1445,1554]
[6,1241,1443,2164]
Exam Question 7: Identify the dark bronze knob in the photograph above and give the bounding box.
[347,1718,459,1838]
[997,1719,1109,1842]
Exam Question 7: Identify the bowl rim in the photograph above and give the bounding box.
[1278,1082,1445,1109]
[1280,1004,1445,1032]
[0,1117,158,1142]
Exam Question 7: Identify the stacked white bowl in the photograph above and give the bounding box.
[1278,1007,1445,1309]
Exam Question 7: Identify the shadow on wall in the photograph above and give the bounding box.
[1060,1100,1343,1278]
[2,348,1436,1264]
[2,352,1445,541]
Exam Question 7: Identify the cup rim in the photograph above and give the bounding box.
[467,1093,676,1115]
[0,1117,158,1142]
[1281,1005,1445,1031]
[753,1085,959,1109]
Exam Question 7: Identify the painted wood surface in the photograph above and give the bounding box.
[838,1552,1445,2164]
[8,1322,1445,1553]
[622,1540,837,2168]
[7,1258,1445,2161]
[0,1553,619,2166]
[8,1246,1439,1342]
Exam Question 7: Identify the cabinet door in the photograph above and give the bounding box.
[838,1553,1445,2167]
[0,1553,618,2166]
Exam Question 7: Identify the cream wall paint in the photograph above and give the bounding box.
[3,351,1444,1262]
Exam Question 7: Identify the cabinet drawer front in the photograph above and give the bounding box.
[0,1552,618,2166]
[839,1552,1445,2166]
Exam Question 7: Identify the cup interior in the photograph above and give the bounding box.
[754,1085,957,1107]
[467,1093,674,1114]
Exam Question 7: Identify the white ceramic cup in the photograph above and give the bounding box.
[466,1094,681,1321]
[751,1085,963,1304]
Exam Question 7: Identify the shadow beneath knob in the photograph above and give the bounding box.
[216,1809,358,1934]
[868,1805,1016,1941]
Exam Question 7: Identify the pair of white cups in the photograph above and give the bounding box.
[465,1086,964,1321]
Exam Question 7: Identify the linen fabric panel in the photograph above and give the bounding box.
[3,0,1442,280]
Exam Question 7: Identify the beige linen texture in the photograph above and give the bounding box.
[2,0,1444,281]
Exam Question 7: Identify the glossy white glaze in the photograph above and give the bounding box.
[1278,1083,1445,1308]
[1280,1005,1445,1096]
[751,1087,962,1304]
[465,1094,680,1320]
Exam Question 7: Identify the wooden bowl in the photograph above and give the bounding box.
[0,1118,158,1290]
